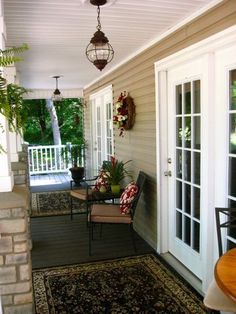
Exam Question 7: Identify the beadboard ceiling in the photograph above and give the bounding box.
[3,0,220,90]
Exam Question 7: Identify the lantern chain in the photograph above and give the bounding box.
[96,6,101,31]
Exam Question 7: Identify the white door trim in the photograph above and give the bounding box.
[155,70,168,253]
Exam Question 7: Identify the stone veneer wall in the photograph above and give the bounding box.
[0,144,33,314]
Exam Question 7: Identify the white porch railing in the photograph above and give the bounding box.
[28,144,85,175]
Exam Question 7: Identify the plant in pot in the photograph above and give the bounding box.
[62,140,86,185]
[103,156,132,194]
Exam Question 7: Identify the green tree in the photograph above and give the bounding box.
[22,98,84,145]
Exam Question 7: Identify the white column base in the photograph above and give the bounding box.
[0,173,14,192]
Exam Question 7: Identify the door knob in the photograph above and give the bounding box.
[164,170,172,177]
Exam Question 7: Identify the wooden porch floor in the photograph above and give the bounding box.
[30,172,71,186]
[31,214,154,269]
[30,172,72,192]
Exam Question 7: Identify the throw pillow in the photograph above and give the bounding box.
[120,182,139,214]
[93,170,110,192]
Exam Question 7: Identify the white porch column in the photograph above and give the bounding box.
[0,1,14,191]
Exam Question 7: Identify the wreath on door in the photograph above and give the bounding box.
[113,92,135,136]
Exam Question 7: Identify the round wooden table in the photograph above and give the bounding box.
[215,248,236,303]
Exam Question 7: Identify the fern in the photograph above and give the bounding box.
[0,43,28,67]
[0,44,29,153]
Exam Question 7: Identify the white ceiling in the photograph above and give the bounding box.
[3,0,220,90]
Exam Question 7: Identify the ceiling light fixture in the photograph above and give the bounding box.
[51,75,63,102]
[86,0,114,71]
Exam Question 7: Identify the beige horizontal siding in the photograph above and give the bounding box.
[83,0,236,250]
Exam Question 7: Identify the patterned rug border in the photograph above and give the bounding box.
[33,253,208,314]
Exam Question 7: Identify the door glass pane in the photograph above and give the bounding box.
[193,187,200,219]
[193,80,200,113]
[176,117,182,147]
[176,180,182,210]
[184,82,191,114]
[184,216,191,245]
[184,117,191,148]
[184,183,191,214]
[175,79,201,253]
[229,157,236,197]
[229,113,236,154]
[193,116,201,150]
[193,152,201,185]
[229,199,236,207]
[184,151,191,182]
[176,85,182,114]
[193,222,200,252]
[176,211,182,240]
[176,149,182,179]
[230,70,236,110]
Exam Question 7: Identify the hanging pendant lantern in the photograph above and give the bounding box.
[86,0,114,71]
[51,75,63,102]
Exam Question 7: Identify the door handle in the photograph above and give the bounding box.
[164,170,172,177]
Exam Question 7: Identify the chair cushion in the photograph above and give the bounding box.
[70,188,92,201]
[90,204,131,224]
[120,182,139,214]
[93,170,110,192]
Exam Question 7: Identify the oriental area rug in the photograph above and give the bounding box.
[32,254,210,314]
[30,190,86,217]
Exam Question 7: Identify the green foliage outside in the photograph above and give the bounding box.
[22,98,84,145]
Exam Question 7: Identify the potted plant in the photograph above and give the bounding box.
[62,139,86,184]
[103,156,132,193]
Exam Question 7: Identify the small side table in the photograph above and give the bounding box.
[214,248,236,303]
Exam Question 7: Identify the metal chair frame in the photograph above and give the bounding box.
[215,207,236,257]
[89,171,147,255]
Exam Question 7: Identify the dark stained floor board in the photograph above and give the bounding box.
[31,214,154,269]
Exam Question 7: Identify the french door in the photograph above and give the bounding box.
[166,58,207,279]
[90,85,114,175]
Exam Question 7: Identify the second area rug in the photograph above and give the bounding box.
[30,190,86,217]
[33,254,209,314]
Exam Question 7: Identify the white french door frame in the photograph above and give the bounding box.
[90,85,114,175]
[155,25,236,291]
